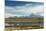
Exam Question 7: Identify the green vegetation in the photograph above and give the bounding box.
[5,16,44,30]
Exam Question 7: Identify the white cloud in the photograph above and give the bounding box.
[5,3,44,18]
[31,5,44,14]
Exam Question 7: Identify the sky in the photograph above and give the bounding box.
[5,0,44,18]
[6,0,44,2]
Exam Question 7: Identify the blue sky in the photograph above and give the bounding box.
[6,0,44,2]
[5,1,44,18]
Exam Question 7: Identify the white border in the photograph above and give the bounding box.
[44,0,46,30]
[0,0,4,31]
[0,0,46,31]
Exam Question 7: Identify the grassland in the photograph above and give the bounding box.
[5,16,44,31]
